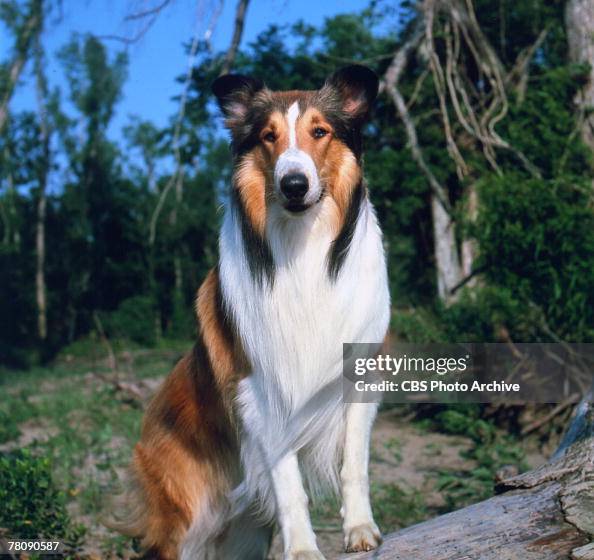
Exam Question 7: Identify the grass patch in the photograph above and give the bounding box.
[417,405,527,511]
[383,437,403,464]
[310,481,429,535]
[371,483,428,532]
[0,340,189,556]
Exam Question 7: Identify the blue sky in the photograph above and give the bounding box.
[1,0,374,142]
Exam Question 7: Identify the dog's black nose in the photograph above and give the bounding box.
[280,173,308,200]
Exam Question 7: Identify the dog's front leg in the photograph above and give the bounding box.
[271,452,325,560]
[341,402,381,553]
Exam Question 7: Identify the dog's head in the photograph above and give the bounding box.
[212,65,378,228]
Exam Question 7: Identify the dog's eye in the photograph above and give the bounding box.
[313,127,328,139]
[263,131,276,143]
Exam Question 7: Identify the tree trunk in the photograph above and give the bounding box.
[565,0,594,151]
[35,182,47,340]
[460,182,478,284]
[341,395,594,559]
[5,148,20,249]
[34,30,48,341]
[0,0,43,135]
[171,169,185,311]
[431,194,462,303]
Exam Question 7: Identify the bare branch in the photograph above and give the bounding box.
[424,1,469,179]
[220,0,251,75]
[96,13,160,46]
[96,0,176,45]
[506,25,550,100]
[381,27,452,213]
[449,264,487,295]
[382,25,463,301]
[204,0,224,52]
[0,0,43,135]
[419,0,541,178]
[406,68,430,110]
[124,0,173,21]
[148,0,251,249]
[521,394,581,436]
[149,3,214,247]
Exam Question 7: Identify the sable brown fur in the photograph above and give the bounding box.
[112,270,245,559]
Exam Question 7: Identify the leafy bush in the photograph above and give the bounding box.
[0,449,84,547]
[395,174,594,345]
[473,175,594,341]
[391,307,447,343]
[393,286,542,343]
[418,405,527,511]
[0,409,20,444]
[371,483,428,531]
[104,295,157,346]
[0,390,39,445]
[438,286,542,342]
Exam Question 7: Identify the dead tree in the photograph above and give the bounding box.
[340,394,594,559]
[565,0,594,152]
[382,0,542,304]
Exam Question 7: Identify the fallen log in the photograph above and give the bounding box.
[342,394,594,560]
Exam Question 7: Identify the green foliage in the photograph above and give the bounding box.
[439,286,541,342]
[0,409,20,444]
[311,480,428,534]
[505,66,591,178]
[473,176,594,341]
[391,307,447,343]
[371,483,428,531]
[396,170,594,344]
[104,295,157,347]
[0,449,84,546]
[0,343,182,557]
[0,387,42,445]
[59,34,128,134]
[419,405,527,511]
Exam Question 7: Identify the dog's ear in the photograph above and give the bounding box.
[211,74,264,128]
[324,65,379,122]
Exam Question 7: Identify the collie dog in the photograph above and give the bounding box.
[117,65,390,559]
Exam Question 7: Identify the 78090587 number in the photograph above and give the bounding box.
[5,540,63,554]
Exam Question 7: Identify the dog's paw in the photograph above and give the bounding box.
[285,550,326,560]
[344,522,382,553]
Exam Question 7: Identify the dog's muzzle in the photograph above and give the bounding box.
[274,149,322,214]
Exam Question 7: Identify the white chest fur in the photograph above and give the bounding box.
[219,196,390,409]
[219,194,389,515]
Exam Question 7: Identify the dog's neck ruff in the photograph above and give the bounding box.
[219,186,389,512]
[229,179,366,287]
[219,186,388,391]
